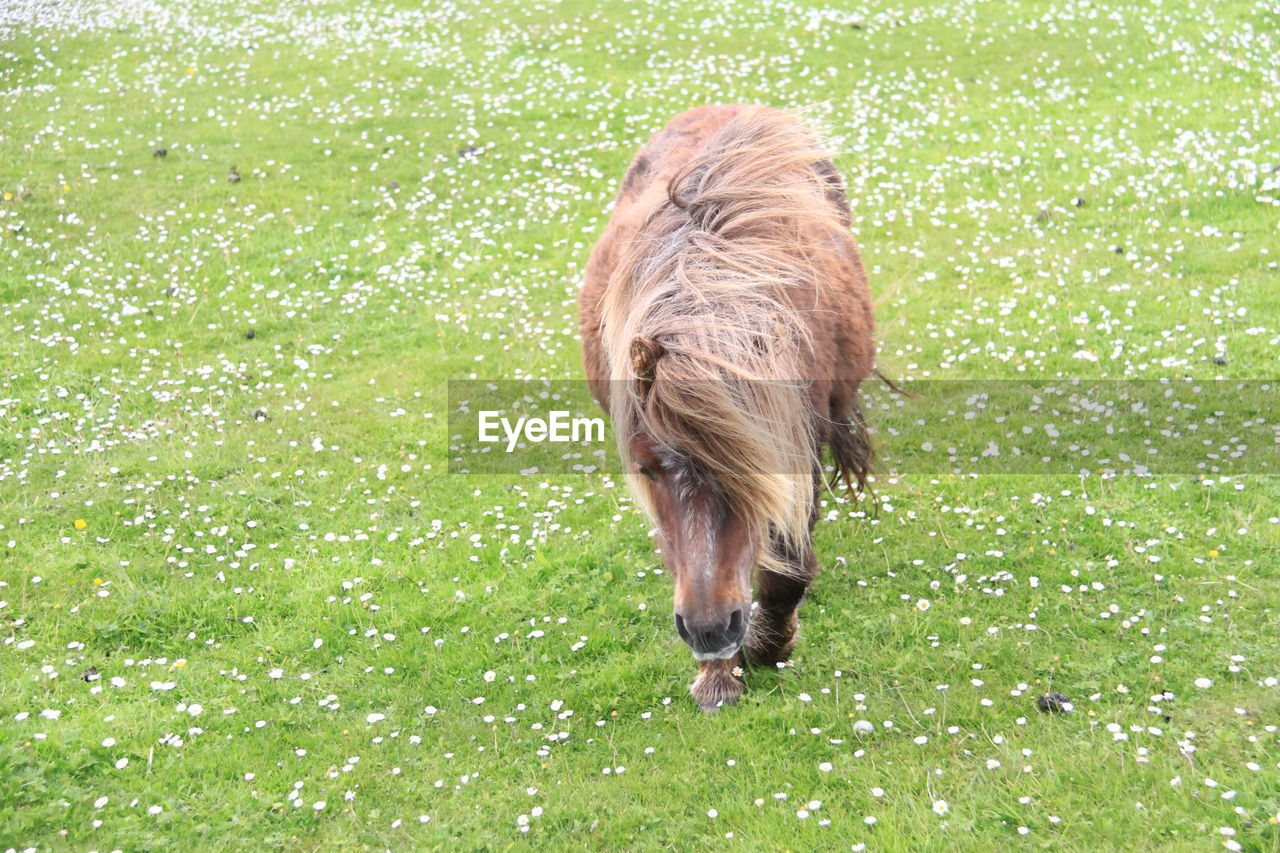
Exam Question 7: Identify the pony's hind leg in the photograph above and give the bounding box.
[745,544,817,667]
[690,654,745,712]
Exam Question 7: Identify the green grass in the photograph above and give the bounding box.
[3,0,1280,849]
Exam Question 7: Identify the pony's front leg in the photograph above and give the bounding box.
[745,544,817,666]
[690,654,745,712]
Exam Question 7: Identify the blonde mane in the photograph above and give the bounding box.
[600,107,853,573]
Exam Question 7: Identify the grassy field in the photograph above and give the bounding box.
[3,0,1280,849]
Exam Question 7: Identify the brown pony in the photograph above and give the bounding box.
[578,105,875,711]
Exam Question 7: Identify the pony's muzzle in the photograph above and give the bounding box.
[675,608,747,660]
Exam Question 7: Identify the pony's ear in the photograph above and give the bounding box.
[630,337,664,388]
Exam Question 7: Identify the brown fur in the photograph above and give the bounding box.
[578,105,876,710]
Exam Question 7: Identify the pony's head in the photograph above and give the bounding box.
[615,335,817,660]
[626,425,754,660]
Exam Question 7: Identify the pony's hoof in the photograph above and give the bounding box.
[744,636,796,668]
[690,658,745,712]
[745,611,797,666]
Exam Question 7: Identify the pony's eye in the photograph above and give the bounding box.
[637,462,657,482]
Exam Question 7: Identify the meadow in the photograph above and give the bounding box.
[2,0,1280,849]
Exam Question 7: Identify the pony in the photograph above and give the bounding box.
[578,105,876,711]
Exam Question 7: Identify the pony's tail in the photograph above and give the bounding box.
[828,370,910,499]
[829,398,873,496]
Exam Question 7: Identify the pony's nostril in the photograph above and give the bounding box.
[676,610,746,654]
[726,608,744,637]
